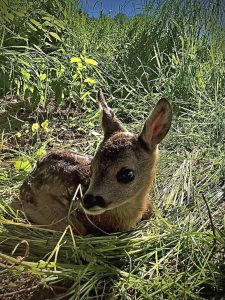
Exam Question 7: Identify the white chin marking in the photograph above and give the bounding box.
[84,206,106,215]
[83,199,130,216]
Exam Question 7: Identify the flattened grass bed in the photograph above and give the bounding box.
[0,151,224,299]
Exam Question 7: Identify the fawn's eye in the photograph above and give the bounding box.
[116,168,135,184]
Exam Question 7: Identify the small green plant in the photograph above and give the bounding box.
[70,49,98,102]
[14,159,32,172]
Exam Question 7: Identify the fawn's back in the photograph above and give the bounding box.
[19,90,172,235]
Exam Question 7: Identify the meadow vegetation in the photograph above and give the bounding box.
[0,0,224,299]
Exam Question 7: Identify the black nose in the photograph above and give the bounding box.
[82,194,106,209]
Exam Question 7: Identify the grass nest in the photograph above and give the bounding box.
[0,150,224,299]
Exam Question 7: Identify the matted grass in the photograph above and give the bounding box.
[0,143,224,299]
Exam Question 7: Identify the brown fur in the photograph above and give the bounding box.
[17,90,172,235]
[19,150,92,235]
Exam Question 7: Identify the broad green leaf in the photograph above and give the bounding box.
[14,160,32,172]
[44,42,51,47]
[84,78,96,84]
[49,31,61,41]
[87,122,94,127]
[44,21,54,27]
[84,58,98,66]
[80,91,90,100]
[53,20,65,29]
[21,68,30,80]
[16,132,21,138]
[41,120,49,131]
[36,148,47,157]
[27,22,38,31]
[32,123,39,132]
[42,16,53,21]
[70,57,81,63]
[30,18,45,31]
[39,73,47,81]
[77,62,83,69]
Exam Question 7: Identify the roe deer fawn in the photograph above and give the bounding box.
[19,90,172,235]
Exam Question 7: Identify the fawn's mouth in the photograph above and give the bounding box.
[82,200,116,216]
[83,206,107,215]
[82,199,128,216]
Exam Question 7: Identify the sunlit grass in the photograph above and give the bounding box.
[0,0,224,298]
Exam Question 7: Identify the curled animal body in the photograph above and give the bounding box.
[18,90,172,235]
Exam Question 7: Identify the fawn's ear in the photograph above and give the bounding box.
[97,89,125,139]
[139,98,172,149]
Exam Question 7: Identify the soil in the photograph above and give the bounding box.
[0,258,73,300]
[0,258,51,300]
[0,96,98,152]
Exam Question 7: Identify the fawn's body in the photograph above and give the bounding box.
[19,90,172,235]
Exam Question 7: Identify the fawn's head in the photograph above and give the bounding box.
[81,90,172,215]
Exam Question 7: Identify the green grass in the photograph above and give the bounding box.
[0,0,225,299]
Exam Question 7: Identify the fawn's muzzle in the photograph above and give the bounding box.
[82,194,106,210]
